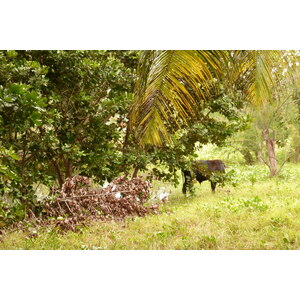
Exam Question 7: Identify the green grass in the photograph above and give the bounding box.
[1,163,300,250]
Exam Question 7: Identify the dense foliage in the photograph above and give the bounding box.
[1,50,300,231]
[0,50,138,225]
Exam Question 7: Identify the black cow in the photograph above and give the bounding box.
[182,160,227,194]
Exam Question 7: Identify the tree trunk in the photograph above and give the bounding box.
[52,160,64,188]
[65,159,72,179]
[132,167,139,179]
[262,128,277,177]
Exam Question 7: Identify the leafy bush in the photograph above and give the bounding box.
[0,200,25,227]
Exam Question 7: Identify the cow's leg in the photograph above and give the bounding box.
[182,181,187,194]
[210,181,216,193]
[182,170,192,194]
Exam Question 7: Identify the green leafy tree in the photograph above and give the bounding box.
[0,51,49,205]
[0,50,138,208]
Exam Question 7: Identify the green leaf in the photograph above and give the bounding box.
[30,111,42,126]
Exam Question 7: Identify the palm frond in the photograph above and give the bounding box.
[227,50,286,104]
[129,50,224,146]
[129,50,290,146]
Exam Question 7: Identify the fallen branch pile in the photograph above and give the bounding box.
[38,175,166,231]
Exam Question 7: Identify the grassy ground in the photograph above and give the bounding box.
[1,164,300,250]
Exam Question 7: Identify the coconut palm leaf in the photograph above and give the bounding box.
[129,50,225,146]
[129,50,288,146]
[225,50,287,104]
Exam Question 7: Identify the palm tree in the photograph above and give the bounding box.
[128,50,288,147]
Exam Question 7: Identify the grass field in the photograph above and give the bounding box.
[1,164,300,250]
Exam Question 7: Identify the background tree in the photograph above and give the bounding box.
[225,51,300,175]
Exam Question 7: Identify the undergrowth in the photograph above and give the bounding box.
[1,163,300,250]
